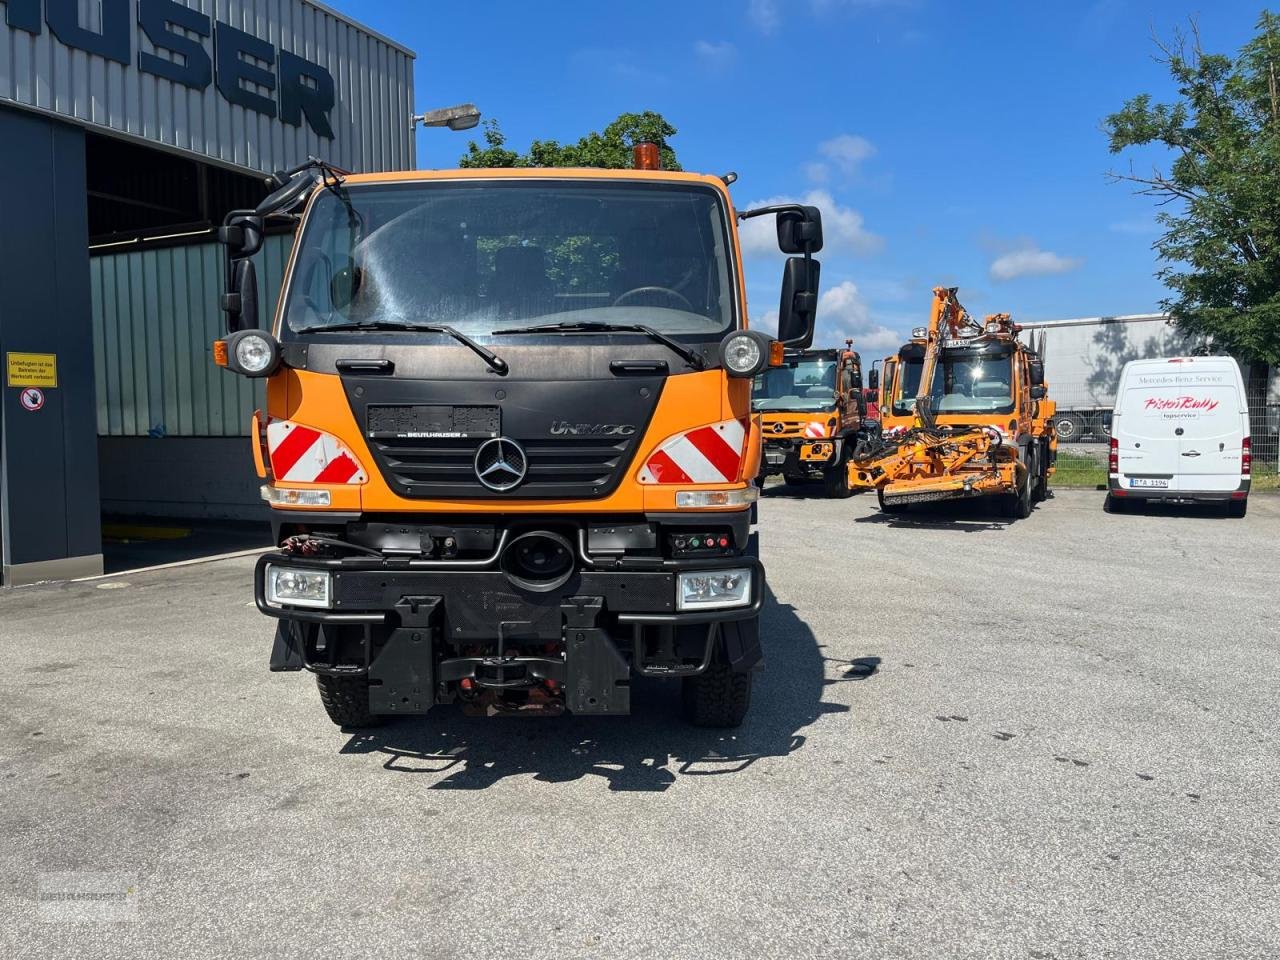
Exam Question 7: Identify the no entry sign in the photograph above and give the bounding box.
[20,387,45,412]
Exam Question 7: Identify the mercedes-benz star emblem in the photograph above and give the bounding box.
[772,422,786,433]
[474,437,528,492]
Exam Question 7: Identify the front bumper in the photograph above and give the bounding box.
[257,551,764,716]
[761,438,839,473]
[254,552,764,627]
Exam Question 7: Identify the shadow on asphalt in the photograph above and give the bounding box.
[851,496,1031,531]
[337,585,856,791]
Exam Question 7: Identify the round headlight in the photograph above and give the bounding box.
[235,334,273,373]
[719,330,770,377]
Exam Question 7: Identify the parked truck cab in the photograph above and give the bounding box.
[213,152,822,729]
[751,345,869,497]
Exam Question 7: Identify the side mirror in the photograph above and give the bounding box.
[1029,359,1045,387]
[777,205,823,254]
[1030,384,1047,400]
[255,170,318,217]
[220,258,259,333]
[217,216,264,259]
[777,256,820,349]
[868,368,879,391]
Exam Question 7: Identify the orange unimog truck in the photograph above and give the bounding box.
[212,148,822,729]
[850,287,1056,518]
[751,343,871,498]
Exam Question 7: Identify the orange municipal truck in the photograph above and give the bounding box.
[851,287,1056,518]
[213,149,822,728]
[751,343,872,497]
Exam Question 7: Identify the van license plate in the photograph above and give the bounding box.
[1130,478,1169,488]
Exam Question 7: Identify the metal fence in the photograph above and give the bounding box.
[1049,381,1279,489]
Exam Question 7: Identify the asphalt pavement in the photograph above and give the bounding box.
[1,488,1277,959]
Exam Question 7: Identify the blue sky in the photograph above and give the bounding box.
[332,0,1263,352]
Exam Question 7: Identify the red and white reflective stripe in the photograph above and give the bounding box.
[803,421,827,439]
[639,419,747,484]
[266,421,367,484]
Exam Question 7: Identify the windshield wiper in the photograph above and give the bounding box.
[319,320,508,375]
[491,321,706,370]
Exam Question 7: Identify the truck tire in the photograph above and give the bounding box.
[1055,413,1083,442]
[315,674,383,729]
[1003,464,1032,519]
[682,662,752,728]
[1103,493,1127,514]
[1227,498,1248,518]
[877,488,905,514]
[1032,443,1049,502]
[823,458,854,498]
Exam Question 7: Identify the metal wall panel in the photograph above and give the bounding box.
[90,233,291,436]
[0,0,415,175]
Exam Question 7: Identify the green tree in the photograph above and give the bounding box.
[1105,12,1280,367]
[458,111,682,170]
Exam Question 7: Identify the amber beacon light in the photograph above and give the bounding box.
[633,141,661,170]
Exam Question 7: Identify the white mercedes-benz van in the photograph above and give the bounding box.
[1105,356,1251,517]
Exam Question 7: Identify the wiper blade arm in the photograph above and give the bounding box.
[491,321,705,370]
[319,321,507,375]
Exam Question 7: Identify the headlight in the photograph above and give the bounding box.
[677,567,753,610]
[718,330,771,377]
[235,333,274,373]
[676,486,759,508]
[265,565,332,608]
[223,329,280,377]
[261,485,331,506]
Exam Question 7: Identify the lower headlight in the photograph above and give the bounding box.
[261,485,331,506]
[676,567,753,611]
[675,486,760,508]
[265,565,332,608]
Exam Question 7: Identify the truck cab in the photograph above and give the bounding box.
[850,288,1057,517]
[213,155,822,729]
[751,345,867,498]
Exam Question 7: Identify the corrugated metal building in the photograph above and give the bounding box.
[0,0,415,584]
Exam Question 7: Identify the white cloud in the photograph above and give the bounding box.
[989,245,1083,282]
[754,280,902,353]
[739,189,883,257]
[748,0,780,34]
[817,134,875,175]
[693,39,736,71]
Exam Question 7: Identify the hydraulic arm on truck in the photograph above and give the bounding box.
[849,287,1056,519]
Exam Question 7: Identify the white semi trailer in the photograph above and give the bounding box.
[1019,314,1201,442]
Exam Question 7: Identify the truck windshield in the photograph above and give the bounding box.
[892,352,1015,416]
[282,180,735,338]
[752,358,837,412]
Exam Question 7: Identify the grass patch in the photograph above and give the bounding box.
[1053,451,1108,489]
[1252,461,1280,491]
[1050,452,1280,491]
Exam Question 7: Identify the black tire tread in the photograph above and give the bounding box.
[682,663,752,728]
[315,674,383,728]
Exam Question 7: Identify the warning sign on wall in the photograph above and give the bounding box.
[6,352,58,388]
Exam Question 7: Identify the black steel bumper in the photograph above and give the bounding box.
[258,552,764,716]
[254,552,764,627]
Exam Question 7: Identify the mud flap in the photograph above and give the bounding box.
[721,617,763,673]
[268,620,306,672]
[563,597,631,715]
[368,596,440,715]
